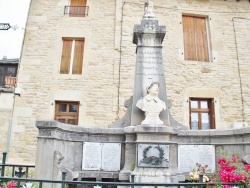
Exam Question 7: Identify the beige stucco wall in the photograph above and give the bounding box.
[0,92,14,161]
[7,0,250,163]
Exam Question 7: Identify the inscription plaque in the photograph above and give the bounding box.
[102,143,121,171]
[82,142,121,171]
[178,145,215,172]
[82,142,102,170]
[136,48,164,78]
[137,144,169,167]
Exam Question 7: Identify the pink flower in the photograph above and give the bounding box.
[231,155,241,163]
[218,158,229,166]
[222,185,231,188]
[244,164,250,172]
[214,153,250,184]
[7,182,17,188]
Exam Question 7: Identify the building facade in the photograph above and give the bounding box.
[0,57,19,159]
[2,0,250,163]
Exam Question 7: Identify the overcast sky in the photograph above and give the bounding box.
[0,0,31,59]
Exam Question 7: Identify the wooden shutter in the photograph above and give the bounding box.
[210,99,215,129]
[70,0,86,6]
[70,0,86,17]
[60,39,72,74]
[182,16,209,62]
[183,16,196,61]
[72,40,84,74]
[195,17,209,62]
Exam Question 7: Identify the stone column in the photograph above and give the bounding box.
[131,17,170,126]
[119,126,136,181]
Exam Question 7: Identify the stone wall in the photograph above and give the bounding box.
[0,110,10,161]
[7,0,250,163]
[0,91,14,161]
[35,121,125,181]
[35,121,250,182]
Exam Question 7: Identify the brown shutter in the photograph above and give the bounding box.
[195,17,209,62]
[183,16,196,61]
[70,0,78,16]
[183,16,209,62]
[60,39,72,74]
[70,0,86,6]
[70,0,86,17]
[72,40,84,74]
[210,99,215,129]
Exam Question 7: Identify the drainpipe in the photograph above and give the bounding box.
[117,2,126,120]
[6,95,16,159]
[232,17,250,123]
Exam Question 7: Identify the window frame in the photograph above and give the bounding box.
[0,64,18,87]
[55,101,80,125]
[182,15,211,62]
[189,98,215,130]
[60,38,85,75]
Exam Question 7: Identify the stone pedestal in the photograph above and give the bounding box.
[119,125,184,184]
[132,125,184,183]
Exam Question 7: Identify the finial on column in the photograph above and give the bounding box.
[143,0,156,19]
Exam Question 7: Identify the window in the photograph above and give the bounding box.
[189,98,215,130]
[0,65,17,87]
[182,15,210,62]
[55,101,79,125]
[64,0,88,17]
[69,0,87,17]
[60,38,84,74]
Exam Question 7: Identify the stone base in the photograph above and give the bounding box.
[131,172,184,188]
[134,174,179,183]
[135,125,173,144]
[119,171,131,181]
[131,166,185,183]
[135,124,173,134]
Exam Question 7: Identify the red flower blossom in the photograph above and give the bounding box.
[216,153,250,184]
[218,158,229,166]
[244,164,250,173]
[7,182,17,188]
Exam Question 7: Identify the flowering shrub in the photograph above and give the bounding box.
[6,182,16,188]
[213,151,250,188]
[0,181,16,188]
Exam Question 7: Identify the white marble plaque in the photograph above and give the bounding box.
[101,143,121,171]
[137,144,169,167]
[82,142,102,170]
[178,145,215,173]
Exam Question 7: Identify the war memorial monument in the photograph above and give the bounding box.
[34,0,250,185]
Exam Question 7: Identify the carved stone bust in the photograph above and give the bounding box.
[136,82,166,125]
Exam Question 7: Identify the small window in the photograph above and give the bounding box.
[189,98,215,130]
[60,38,84,74]
[0,65,17,87]
[64,0,88,17]
[55,101,79,125]
[182,15,210,62]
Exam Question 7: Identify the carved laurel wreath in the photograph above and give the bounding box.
[140,145,168,166]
